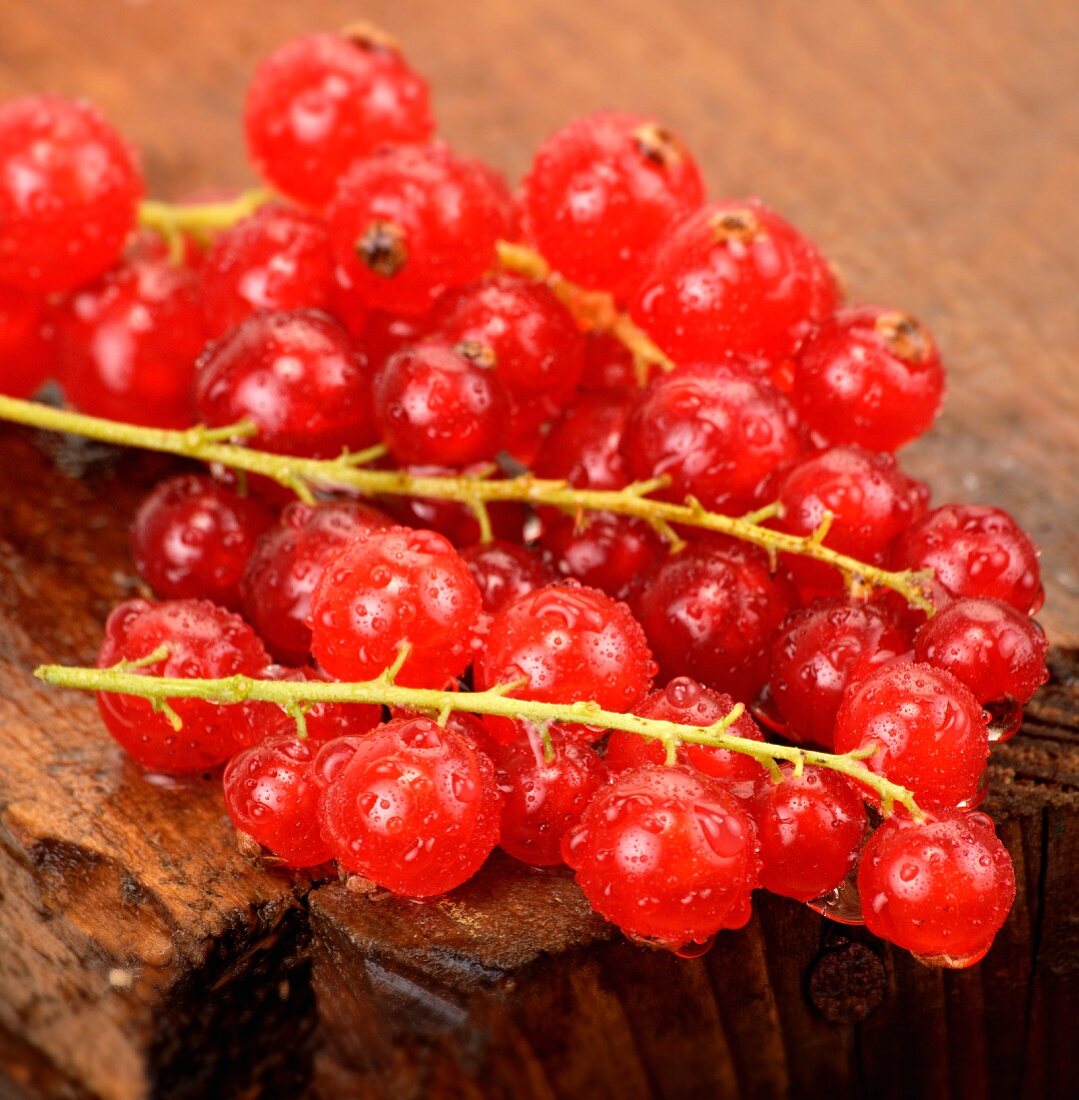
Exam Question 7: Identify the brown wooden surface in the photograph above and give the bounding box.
[0,2,1078,1098]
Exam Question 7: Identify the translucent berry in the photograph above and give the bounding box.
[629,199,838,365]
[631,538,796,702]
[793,306,944,451]
[0,286,51,398]
[534,389,635,491]
[580,330,638,391]
[131,475,275,610]
[244,29,434,207]
[318,716,501,896]
[891,504,1043,615]
[459,539,553,614]
[96,598,270,773]
[858,808,1015,966]
[311,526,483,688]
[914,597,1048,706]
[833,662,989,809]
[0,94,142,292]
[521,111,705,302]
[223,736,330,867]
[562,765,759,948]
[750,766,867,901]
[540,512,664,600]
[241,500,393,664]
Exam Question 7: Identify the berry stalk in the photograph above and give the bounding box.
[33,657,923,816]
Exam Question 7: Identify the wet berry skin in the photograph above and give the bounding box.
[0,286,51,398]
[562,765,759,947]
[241,500,393,664]
[792,306,944,452]
[317,716,501,896]
[858,808,1015,966]
[833,661,989,810]
[223,736,331,867]
[95,599,270,773]
[891,504,1043,615]
[459,540,553,615]
[244,30,434,208]
[534,389,635,491]
[521,110,705,302]
[914,597,1048,706]
[631,538,797,703]
[0,94,143,292]
[310,526,483,688]
[131,475,275,611]
[750,766,868,902]
[580,331,638,391]
[629,198,839,365]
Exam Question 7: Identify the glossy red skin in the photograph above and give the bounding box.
[605,677,766,784]
[194,309,378,457]
[621,364,804,515]
[0,286,51,397]
[769,599,912,748]
[522,111,705,302]
[914,597,1048,705]
[311,526,483,688]
[311,734,371,790]
[491,722,609,866]
[630,538,797,703]
[130,475,275,611]
[459,540,553,614]
[539,512,664,600]
[201,204,334,336]
[373,340,510,467]
[56,256,206,428]
[772,445,930,598]
[241,500,393,664]
[579,331,638,391]
[96,599,270,773]
[534,389,635,490]
[430,274,585,405]
[833,661,989,809]
[223,736,331,867]
[750,766,867,901]
[0,94,142,292]
[317,716,501,896]
[629,198,838,365]
[792,306,944,452]
[890,504,1043,615]
[345,306,433,364]
[858,809,1015,964]
[562,765,760,946]
[329,142,503,316]
[244,32,434,207]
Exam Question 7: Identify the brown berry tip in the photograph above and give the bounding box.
[453,339,498,370]
[709,207,761,244]
[356,220,408,277]
[633,122,685,169]
[341,21,401,54]
[875,311,932,364]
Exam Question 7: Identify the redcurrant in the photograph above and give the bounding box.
[0,286,51,398]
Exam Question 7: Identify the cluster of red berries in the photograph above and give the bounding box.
[1,28,1050,967]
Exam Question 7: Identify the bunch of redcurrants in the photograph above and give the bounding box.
[0,27,1049,967]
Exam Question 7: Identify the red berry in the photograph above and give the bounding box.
[629,199,838,365]
[491,722,608,866]
[858,808,1015,966]
[522,111,705,302]
[201,203,334,336]
[769,599,911,748]
[580,331,638,391]
[891,504,1043,615]
[131,475,275,610]
[620,364,804,515]
[223,736,331,867]
[459,539,553,614]
[563,765,759,947]
[540,512,664,600]
[630,538,796,703]
[833,662,989,809]
[244,29,434,208]
[96,598,269,773]
[318,716,501,896]
[792,306,944,451]
[534,388,635,490]
[914,597,1048,706]
[311,526,483,688]
[347,305,432,364]
[328,142,503,316]
[605,677,766,784]
[750,766,867,902]
[0,286,51,398]
[0,94,142,292]
[194,309,378,457]
[373,339,510,467]
[56,255,206,429]
[311,734,369,790]
[241,500,393,664]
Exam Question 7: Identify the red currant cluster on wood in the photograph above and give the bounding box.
[1,26,1050,967]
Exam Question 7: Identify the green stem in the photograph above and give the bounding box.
[0,395,936,611]
[34,659,921,817]
[139,190,274,244]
